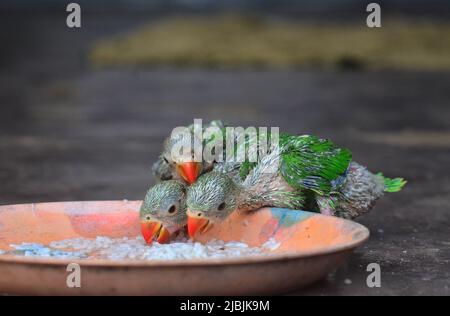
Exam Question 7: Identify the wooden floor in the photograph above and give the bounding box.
[0,13,449,295]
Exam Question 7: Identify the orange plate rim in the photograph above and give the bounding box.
[0,200,370,267]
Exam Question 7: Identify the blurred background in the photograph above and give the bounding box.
[0,1,449,295]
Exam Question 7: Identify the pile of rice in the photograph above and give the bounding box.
[4,235,280,261]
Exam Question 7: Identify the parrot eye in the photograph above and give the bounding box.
[163,157,169,164]
[145,215,151,221]
[217,202,226,211]
[168,205,177,214]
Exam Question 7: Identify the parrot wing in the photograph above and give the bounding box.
[280,134,352,195]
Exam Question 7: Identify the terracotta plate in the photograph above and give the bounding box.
[0,201,369,295]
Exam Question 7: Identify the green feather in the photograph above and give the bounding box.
[377,173,407,193]
[271,190,305,209]
[280,134,352,195]
[239,161,257,180]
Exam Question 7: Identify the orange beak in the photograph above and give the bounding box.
[177,161,201,184]
[187,214,211,239]
[140,220,171,244]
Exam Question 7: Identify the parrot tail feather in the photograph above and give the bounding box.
[377,173,407,193]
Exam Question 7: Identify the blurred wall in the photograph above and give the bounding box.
[1,0,449,17]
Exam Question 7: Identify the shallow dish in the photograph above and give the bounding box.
[0,201,369,295]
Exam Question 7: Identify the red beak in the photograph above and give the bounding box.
[140,220,171,244]
[177,162,201,184]
[187,214,211,239]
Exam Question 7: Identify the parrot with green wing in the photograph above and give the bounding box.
[186,133,406,238]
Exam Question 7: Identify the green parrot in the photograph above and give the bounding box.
[140,180,188,244]
[185,134,406,238]
[151,120,226,183]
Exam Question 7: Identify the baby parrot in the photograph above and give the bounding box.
[186,134,406,238]
[140,180,188,244]
[151,120,226,183]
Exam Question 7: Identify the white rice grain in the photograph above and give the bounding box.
[4,236,280,261]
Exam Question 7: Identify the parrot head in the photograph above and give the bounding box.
[162,136,203,184]
[140,180,187,244]
[186,172,239,239]
[154,154,202,184]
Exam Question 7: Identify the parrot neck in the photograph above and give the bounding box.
[236,186,271,212]
[234,148,294,212]
[236,171,294,212]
